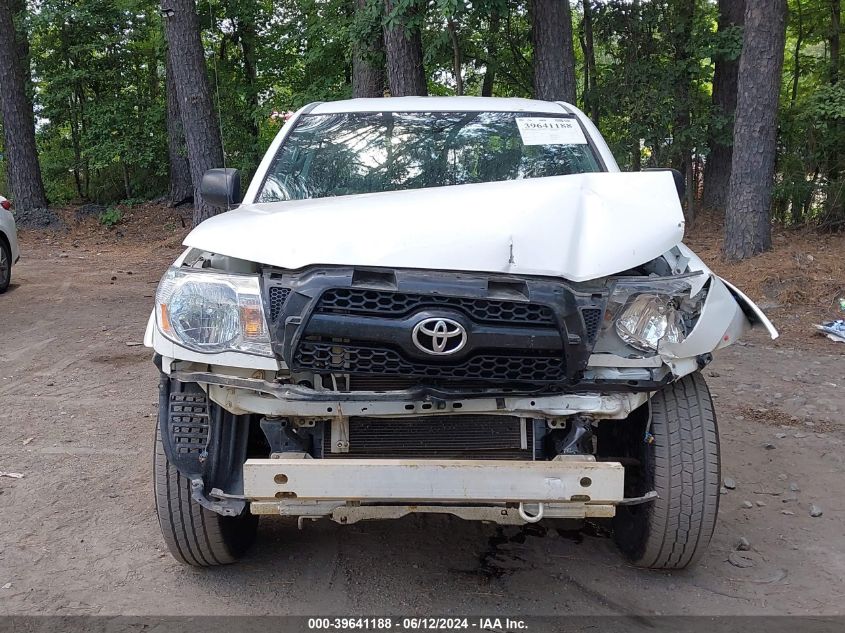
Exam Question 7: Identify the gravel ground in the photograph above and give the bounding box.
[1,233,844,616]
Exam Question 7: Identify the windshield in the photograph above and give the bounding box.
[257,111,602,202]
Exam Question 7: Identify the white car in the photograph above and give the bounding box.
[0,195,20,293]
[145,97,777,569]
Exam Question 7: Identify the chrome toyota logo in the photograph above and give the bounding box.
[412,317,467,356]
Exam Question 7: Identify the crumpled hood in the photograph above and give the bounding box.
[184,171,685,282]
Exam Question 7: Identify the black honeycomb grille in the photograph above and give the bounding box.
[317,288,555,326]
[581,308,603,342]
[168,393,210,455]
[295,341,566,383]
[268,287,291,321]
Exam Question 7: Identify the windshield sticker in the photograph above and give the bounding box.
[516,117,589,146]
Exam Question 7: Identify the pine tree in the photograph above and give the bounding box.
[161,0,225,226]
[0,0,48,213]
[724,0,788,260]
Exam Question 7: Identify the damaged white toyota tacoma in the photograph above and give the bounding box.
[145,97,777,569]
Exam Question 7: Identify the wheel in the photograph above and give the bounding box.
[0,239,10,293]
[153,419,258,566]
[603,371,720,569]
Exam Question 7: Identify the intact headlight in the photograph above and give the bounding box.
[155,267,272,356]
[604,275,704,353]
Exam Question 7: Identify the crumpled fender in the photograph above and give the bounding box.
[590,270,778,381]
[658,275,777,364]
[655,244,778,363]
[658,276,746,359]
[719,277,779,340]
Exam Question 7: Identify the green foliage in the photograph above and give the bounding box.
[121,197,148,207]
[587,0,717,170]
[349,0,386,70]
[30,0,166,203]
[709,24,744,62]
[774,0,845,227]
[802,83,845,120]
[8,0,843,230]
[98,207,123,228]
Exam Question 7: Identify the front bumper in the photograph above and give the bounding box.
[157,370,642,523]
[244,457,625,524]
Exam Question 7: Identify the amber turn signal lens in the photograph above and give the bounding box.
[240,304,265,337]
[159,303,172,334]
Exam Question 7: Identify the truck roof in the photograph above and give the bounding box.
[309,96,575,115]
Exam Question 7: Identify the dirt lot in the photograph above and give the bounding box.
[1,213,845,616]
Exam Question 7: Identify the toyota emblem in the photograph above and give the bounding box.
[412,317,467,356]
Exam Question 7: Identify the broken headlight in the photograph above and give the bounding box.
[155,267,272,356]
[604,275,704,353]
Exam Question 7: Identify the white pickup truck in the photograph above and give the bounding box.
[145,97,777,569]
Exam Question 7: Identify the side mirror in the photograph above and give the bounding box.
[644,168,686,202]
[200,168,242,209]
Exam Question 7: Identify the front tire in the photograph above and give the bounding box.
[153,420,258,566]
[606,371,720,569]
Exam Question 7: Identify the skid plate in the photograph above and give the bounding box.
[243,458,624,504]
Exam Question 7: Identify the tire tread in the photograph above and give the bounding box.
[617,371,720,569]
[153,420,253,566]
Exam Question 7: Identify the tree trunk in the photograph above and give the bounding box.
[239,16,261,150]
[446,18,463,96]
[383,0,427,96]
[161,0,225,226]
[632,138,641,172]
[581,0,598,124]
[165,53,193,207]
[122,160,132,201]
[352,0,386,98]
[831,0,841,85]
[531,0,576,103]
[147,8,161,104]
[825,0,843,224]
[669,0,696,222]
[578,27,589,111]
[9,0,32,107]
[77,81,90,200]
[481,9,500,97]
[0,0,47,213]
[702,0,745,211]
[791,0,804,106]
[69,98,82,197]
[724,0,787,261]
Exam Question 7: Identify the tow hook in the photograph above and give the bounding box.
[518,502,545,523]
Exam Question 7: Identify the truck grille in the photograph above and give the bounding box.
[268,287,291,321]
[323,415,534,460]
[263,266,606,389]
[317,288,556,326]
[295,341,567,383]
[581,307,603,343]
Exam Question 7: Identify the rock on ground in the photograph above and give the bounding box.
[13,206,63,229]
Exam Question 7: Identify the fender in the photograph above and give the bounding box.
[719,277,779,340]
